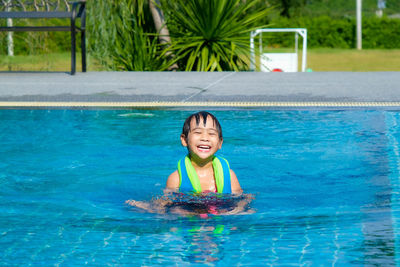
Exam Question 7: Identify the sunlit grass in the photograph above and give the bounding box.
[255,48,400,71]
[307,48,400,71]
[0,52,106,72]
[1,49,399,72]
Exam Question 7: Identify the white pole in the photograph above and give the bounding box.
[250,31,255,71]
[356,0,362,50]
[6,1,14,56]
[302,30,307,72]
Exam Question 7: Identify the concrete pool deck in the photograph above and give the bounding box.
[0,71,400,108]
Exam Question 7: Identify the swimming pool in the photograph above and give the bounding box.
[0,109,399,265]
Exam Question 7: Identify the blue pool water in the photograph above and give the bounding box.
[1,109,400,266]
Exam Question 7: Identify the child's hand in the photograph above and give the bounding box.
[125,199,169,214]
[125,199,153,212]
[125,199,135,206]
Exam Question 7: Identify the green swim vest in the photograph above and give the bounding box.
[177,155,232,194]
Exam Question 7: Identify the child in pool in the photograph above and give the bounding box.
[126,111,252,215]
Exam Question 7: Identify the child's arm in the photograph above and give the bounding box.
[230,170,243,195]
[165,170,180,192]
[218,194,255,215]
[217,170,254,215]
[126,171,179,213]
[125,199,167,213]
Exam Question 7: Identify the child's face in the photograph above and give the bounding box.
[181,116,223,161]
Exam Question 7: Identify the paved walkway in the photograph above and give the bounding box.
[0,71,399,107]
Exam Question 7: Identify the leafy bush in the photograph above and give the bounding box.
[268,0,400,19]
[161,0,270,71]
[363,17,400,48]
[86,0,175,71]
[267,16,400,49]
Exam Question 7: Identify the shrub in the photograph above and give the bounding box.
[363,17,400,48]
[86,0,175,71]
[161,0,270,71]
[268,16,400,49]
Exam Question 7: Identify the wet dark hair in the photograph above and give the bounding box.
[182,111,222,140]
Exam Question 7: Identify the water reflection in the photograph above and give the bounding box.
[172,219,230,264]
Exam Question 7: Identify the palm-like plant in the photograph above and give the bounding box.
[87,0,176,71]
[161,0,270,71]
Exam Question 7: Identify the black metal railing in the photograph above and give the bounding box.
[0,0,86,74]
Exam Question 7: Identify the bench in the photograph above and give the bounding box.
[0,0,86,75]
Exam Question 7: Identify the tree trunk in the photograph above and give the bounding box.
[6,1,14,56]
[149,0,178,70]
[280,0,291,18]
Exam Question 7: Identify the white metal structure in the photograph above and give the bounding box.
[250,28,307,72]
[260,52,298,72]
[356,0,362,50]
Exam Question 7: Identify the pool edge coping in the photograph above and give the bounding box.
[2,101,400,108]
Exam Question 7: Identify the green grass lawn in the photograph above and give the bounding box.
[307,48,400,71]
[1,49,400,72]
[0,52,106,72]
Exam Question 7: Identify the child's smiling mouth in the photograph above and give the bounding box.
[197,145,211,152]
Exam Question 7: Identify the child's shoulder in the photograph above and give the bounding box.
[229,169,242,194]
[166,170,179,190]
